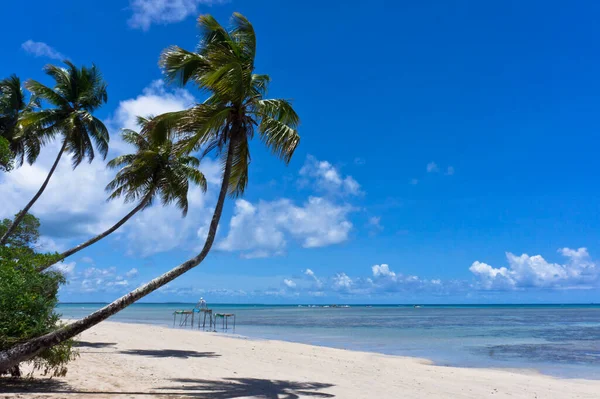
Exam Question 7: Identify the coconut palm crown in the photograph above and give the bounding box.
[0,75,41,166]
[0,62,109,246]
[154,12,300,197]
[35,117,208,270]
[106,117,207,217]
[23,61,109,167]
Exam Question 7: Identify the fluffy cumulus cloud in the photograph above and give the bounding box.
[299,155,361,196]
[332,273,353,290]
[216,154,364,258]
[368,263,443,294]
[217,197,354,258]
[49,260,139,295]
[283,279,296,288]
[128,0,222,30]
[50,261,76,275]
[106,80,195,153]
[278,263,446,297]
[372,264,396,278]
[0,80,218,257]
[470,248,598,290]
[269,251,599,299]
[21,40,65,60]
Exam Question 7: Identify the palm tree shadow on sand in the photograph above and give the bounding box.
[119,349,221,359]
[157,378,335,398]
[0,377,335,398]
[74,341,117,348]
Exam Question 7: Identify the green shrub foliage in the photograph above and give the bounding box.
[0,214,77,377]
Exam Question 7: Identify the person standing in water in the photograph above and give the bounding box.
[196,297,207,310]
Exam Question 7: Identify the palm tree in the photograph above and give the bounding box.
[0,62,109,246]
[0,13,299,373]
[38,117,207,271]
[0,75,42,169]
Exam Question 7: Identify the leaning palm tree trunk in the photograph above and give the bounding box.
[37,194,152,272]
[0,140,68,246]
[0,139,235,374]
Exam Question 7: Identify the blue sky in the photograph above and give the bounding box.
[2,0,600,303]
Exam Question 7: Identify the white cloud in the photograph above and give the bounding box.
[0,80,215,257]
[106,80,195,153]
[125,268,139,277]
[36,236,66,252]
[354,157,365,165]
[446,166,455,175]
[410,178,419,185]
[62,265,139,294]
[283,279,296,288]
[469,261,514,290]
[128,0,222,31]
[367,216,383,234]
[83,266,117,278]
[332,273,353,290]
[218,197,354,257]
[426,161,439,173]
[372,264,396,278]
[299,155,361,196]
[470,248,598,290]
[237,250,270,259]
[21,40,65,60]
[50,261,76,275]
[304,268,323,288]
[121,182,217,256]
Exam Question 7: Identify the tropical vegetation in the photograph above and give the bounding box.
[0,214,76,377]
[0,12,299,375]
[0,62,109,246]
[38,117,207,271]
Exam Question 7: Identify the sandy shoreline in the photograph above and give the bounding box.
[2,321,599,398]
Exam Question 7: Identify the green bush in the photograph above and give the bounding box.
[0,215,77,377]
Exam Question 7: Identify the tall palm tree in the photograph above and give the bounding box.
[0,75,42,169]
[0,62,109,246]
[0,12,299,373]
[38,117,207,271]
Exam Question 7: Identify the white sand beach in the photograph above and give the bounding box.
[2,321,599,398]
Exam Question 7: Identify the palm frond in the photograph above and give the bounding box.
[227,137,250,197]
[250,74,270,97]
[230,13,256,60]
[160,46,211,87]
[143,110,187,144]
[105,121,207,216]
[156,13,301,199]
[85,114,110,159]
[254,99,300,127]
[257,116,300,163]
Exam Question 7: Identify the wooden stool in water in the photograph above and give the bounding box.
[214,313,236,331]
[197,309,214,331]
[172,310,194,327]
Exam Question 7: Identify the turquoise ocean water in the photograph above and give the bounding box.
[57,303,600,379]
